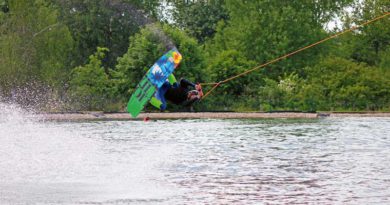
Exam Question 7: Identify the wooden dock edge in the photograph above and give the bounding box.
[36,112,390,121]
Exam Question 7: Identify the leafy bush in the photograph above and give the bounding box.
[69,47,116,111]
[297,57,390,111]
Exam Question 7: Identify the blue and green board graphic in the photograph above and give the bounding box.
[127,49,182,117]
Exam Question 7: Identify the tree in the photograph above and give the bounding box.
[197,49,259,110]
[208,50,257,96]
[52,0,160,69]
[0,0,73,100]
[0,0,8,13]
[257,73,301,111]
[299,57,390,111]
[208,0,354,79]
[69,47,116,111]
[346,0,390,66]
[168,0,228,43]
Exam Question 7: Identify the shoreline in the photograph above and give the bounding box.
[36,112,390,121]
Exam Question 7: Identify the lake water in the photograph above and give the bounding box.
[1,103,390,204]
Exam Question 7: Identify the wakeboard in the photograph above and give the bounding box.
[127,49,182,117]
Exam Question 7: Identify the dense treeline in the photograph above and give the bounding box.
[0,0,389,112]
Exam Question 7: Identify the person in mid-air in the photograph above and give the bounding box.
[150,74,203,111]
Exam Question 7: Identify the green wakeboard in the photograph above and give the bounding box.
[127,49,182,117]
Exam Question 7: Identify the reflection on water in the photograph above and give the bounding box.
[0,104,390,204]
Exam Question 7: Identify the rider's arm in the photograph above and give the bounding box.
[179,78,196,88]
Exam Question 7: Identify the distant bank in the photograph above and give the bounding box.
[36,112,390,121]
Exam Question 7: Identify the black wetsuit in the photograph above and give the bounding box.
[165,79,196,105]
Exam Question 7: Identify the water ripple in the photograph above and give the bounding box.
[1,107,390,204]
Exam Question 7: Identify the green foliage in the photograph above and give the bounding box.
[297,57,390,111]
[169,0,228,42]
[54,0,160,68]
[1,0,389,112]
[379,47,390,69]
[347,0,390,66]
[208,0,353,78]
[254,57,390,112]
[257,73,301,111]
[0,0,73,94]
[258,79,286,111]
[69,47,116,111]
[199,50,260,111]
[0,0,8,13]
[208,50,257,95]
